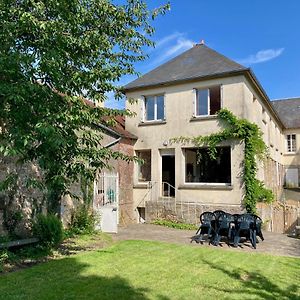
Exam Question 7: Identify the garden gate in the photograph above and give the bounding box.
[93,172,119,233]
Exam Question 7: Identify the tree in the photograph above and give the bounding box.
[0,0,169,212]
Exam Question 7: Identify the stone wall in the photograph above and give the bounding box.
[0,157,45,237]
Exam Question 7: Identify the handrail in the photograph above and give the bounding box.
[162,181,176,198]
[136,181,158,207]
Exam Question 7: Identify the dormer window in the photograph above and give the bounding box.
[143,95,165,122]
[195,85,221,116]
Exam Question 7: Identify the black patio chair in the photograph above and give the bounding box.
[212,212,235,246]
[254,215,264,242]
[233,213,256,248]
[191,212,215,244]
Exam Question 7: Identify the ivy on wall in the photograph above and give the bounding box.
[172,109,274,213]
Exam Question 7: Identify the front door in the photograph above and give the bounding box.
[162,155,175,197]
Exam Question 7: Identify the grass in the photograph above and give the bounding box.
[152,219,198,230]
[0,232,111,273]
[0,240,299,300]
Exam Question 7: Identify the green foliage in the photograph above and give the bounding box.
[0,0,169,207]
[68,205,97,235]
[32,214,63,248]
[3,210,23,237]
[152,219,198,230]
[171,108,274,213]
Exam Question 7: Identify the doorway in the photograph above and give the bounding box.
[162,154,175,197]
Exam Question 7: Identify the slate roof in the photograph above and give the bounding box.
[124,44,247,91]
[271,98,300,129]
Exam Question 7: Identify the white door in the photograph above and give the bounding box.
[93,172,119,233]
[285,168,299,188]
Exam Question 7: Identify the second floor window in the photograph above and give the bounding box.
[286,134,296,153]
[195,85,221,116]
[144,95,165,121]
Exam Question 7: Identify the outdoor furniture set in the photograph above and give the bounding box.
[191,210,264,249]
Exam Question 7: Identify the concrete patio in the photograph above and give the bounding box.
[113,223,300,258]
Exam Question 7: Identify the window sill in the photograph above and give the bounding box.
[133,183,150,189]
[190,115,218,122]
[178,184,233,190]
[284,152,297,155]
[138,120,166,127]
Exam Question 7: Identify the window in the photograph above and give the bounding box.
[137,150,151,182]
[143,95,164,121]
[185,147,231,184]
[286,134,296,153]
[195,85,221,116]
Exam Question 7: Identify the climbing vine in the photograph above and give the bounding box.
[171,109,274,213]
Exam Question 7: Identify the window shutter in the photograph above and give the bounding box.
[192,89,197,117]
[140,96,145,123]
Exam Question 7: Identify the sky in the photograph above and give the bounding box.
[105,0,300,109]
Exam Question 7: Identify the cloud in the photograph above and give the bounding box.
[238,48,284,65]
[152,36,194,65]
[155,32,184,48]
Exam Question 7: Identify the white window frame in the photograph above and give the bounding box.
[193,85,222,117]
[286,134,297,153]
[142,94,165,122]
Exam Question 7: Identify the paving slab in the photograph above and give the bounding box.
[113,224,300,258]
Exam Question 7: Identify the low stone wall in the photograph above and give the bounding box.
[145,200,244,225]
[146,200,300,234]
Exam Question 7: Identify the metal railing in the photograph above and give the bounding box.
[162,181,176,198]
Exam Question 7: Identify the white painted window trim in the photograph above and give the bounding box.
[193,85,222,117]
[142,94,165,122]
[286,134,297,153]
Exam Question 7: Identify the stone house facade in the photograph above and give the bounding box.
[124,43,300,222]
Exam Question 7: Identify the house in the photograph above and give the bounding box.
[123,43,300,225]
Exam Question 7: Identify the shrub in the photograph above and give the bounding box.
[69,205,96,235]
[32,214,63,248]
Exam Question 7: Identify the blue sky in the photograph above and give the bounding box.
[106,0,300,108]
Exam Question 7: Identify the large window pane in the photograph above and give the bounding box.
[156,95,164,120]
[185,147,231,184]
[137,150,151,182]
[209,86,221,115]
[145,97,155,120]
[197,89,209,115]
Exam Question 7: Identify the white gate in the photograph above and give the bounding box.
[93,172,119,233]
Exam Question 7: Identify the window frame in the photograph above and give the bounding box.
[142,94,165,122]
[136,150,152,183]
[286,134,297,153]
[183,146,231,186]
[193,85,222,117]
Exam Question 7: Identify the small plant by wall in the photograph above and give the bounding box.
[172,109,274,213]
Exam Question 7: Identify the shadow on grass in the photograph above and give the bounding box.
[0,254,169,300]
[200,258,300,300]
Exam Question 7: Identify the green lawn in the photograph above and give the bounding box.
[0,240,299,300]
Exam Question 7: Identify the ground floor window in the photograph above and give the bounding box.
[136,150,151,182]
[185,147,231,184]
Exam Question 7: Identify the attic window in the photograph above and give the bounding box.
[195,85,221,116]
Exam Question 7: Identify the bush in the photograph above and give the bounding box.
[69,205,96,235]
[32,214,63,248]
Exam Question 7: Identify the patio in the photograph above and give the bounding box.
[113,223,300,257]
